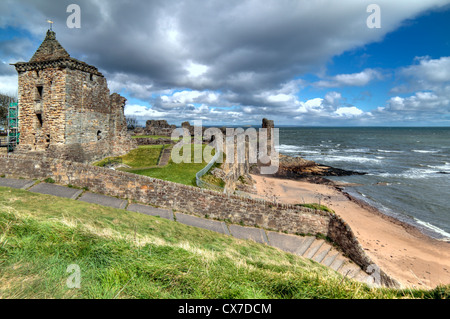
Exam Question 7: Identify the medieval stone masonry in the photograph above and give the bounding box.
[13,30,136,163]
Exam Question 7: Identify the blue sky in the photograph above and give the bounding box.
[1,0,450,126]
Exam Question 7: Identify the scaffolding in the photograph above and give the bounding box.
[7,102,19,152]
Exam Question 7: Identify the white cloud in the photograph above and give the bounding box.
[402,56,450,84]
[315,69,382,88]
[156,90,219,110]
[124,104,168,118]
[0,75,18,95]
[386,91,449,112]
[107,73,155,99]
[379,56,450,123]
[335,106,364,117]
[297,98,325,114]
[324,91,342,106]
[267,93,293,103]
[185,61,209,78]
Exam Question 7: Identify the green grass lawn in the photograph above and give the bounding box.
[94,145,166,168]
[95,143,224,187]
[295,203,335,214]
[127,161,206,186]
[132,135,180,141]
[1,187,447,299]
[121,144,218,187]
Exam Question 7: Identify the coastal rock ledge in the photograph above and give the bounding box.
[256,154,366,180]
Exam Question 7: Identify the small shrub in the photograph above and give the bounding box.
[295,203,334,214]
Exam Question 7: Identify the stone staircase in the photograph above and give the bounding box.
[158,146,172,166]
[265,231,378,286]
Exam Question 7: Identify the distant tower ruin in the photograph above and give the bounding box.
[12,30,136,163]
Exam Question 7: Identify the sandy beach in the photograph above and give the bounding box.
[250,174,450,289]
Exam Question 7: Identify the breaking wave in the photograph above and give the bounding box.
[415,219,450,240]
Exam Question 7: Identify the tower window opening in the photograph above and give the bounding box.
[36,114,43,127]
[37,86,44,99]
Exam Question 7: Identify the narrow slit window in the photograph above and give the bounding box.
[37,86,44,99]
[36,114,43,127]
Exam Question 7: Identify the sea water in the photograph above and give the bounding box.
[277,127,450,241]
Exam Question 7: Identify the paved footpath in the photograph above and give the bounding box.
[0,177,377,286]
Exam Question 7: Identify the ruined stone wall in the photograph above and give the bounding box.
[221,133,252,194]
[135,120,176,137]
[109,93,137,156]
[64,69,111,144]
[62,70,135,162]
[134,137,175,146]
[0,153,398,287]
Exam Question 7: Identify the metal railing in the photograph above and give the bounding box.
[195,150,225,192]
[195,150,254,199]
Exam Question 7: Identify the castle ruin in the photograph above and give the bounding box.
[12,30,136,163]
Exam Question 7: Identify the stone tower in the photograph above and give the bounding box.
[13,30,136,163]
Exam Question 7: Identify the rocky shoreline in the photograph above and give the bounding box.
[253,154,450,245]
[251,154,365,185]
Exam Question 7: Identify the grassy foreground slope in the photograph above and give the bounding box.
[0,187,447,299]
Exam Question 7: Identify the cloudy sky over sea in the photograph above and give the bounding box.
[1,0,449,126]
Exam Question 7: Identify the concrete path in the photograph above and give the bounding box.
[229,224,268,244]
[0,178,35,190]
[29,183,83,200]
[78,192,128,209]
[176,213,230,235]
[0,177,378,286]
[127,203,174,221]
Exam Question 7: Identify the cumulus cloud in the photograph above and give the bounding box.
[0,75,18,95]
[124,104,168,119]
[152,90,220,111]
[379,56,450,123]
[315,69,383,88]
[1,0,450,125]
[393,56,450,93]
[335,106,364,117]
[402,56,450,84]
[384,90,450,114]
